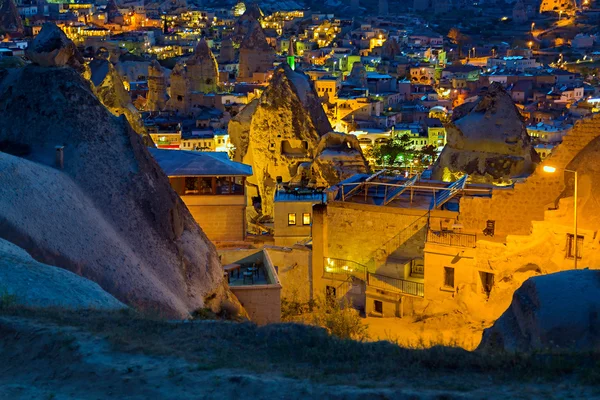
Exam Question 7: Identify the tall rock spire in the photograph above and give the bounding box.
[0,0,24,35]
[186,38,219,93]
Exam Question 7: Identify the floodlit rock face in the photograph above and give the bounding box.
[478,270,600,352]
[0,0,23,35]
[0,65,238,319]
[186,39,219,93]
[0,238,126,311]
[231,64,368,216]
[238,20,275,81]
[146,60,169,111]
[25,23,84,70]
[85,58,150,143]
[432,82,540,183]
[312,132,370,186]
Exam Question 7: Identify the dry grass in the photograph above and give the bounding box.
[1,305,599,389]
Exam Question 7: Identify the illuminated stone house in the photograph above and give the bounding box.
[273,189,325,247]
[310,114,600,319]
[149,148,252,242]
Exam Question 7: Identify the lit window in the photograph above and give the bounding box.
[288,213,296,225]
[303,213,311,225]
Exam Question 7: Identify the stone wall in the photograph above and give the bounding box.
[323,201,456,266]
[230,284,281,325]
[265,246,312,303]
[186,204,246,242]
[459,115,600,236]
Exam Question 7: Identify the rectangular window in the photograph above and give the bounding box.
[566,234,583,259]
[444,267,455,288]
[479,271,494,296]
[302,213,311,225]
[288,213,296,225]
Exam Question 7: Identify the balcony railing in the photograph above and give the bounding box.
[427,230,477,248]
[323,258,367,281]
[367,273,424,297]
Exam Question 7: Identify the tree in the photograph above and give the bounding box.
[448,27,469,58]
[365,134,416,166]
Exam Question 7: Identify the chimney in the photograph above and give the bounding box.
[55,146,64,169]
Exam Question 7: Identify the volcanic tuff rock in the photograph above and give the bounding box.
[312,132,370,185]
[231,64,368,216]
[85,57,150,142]
[218,37,236,63]
[478,270,600,352]
[347,62,367,88]
[237,19,275,81]
[186,39,219,93]
[25,23,84,70]
[0,238,126,311]
[0,0,23,34]
[146,59,169,111]
[432,82,540,183]
[0,65,238,318]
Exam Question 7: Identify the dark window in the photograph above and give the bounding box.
[444,267,455,288]
[479,271,494,296]
[325,285,336,307]
[566,234,583,259]
[374,300,383,314]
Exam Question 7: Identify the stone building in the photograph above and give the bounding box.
[149,148,253,242]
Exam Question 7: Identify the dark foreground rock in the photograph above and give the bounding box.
[0,64,238,318]
[478,269,600,352]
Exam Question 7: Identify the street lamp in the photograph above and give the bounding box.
[543,165,579,269]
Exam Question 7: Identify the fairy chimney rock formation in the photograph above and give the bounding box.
[0,0,23,35]
[146,60,169,111]
[219,37,236,64]
[234,64,341,216]
[186,39,219,93]
[348,62,368,88]
[238,20,275,82]
[432,82,539,183]
[25,23,84,70]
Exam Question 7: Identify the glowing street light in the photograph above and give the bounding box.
[543,165,579,269]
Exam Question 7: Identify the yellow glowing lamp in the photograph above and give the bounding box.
[543,165,557,173]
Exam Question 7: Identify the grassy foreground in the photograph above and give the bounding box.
[1,306,599,398]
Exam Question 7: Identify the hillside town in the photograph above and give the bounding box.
[2,0,600,397]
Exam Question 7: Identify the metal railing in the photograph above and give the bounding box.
[323,257,367,281]
[367,273,424,297]
[323,257,425,298]
[427,230,477,248]
[364,212,430,269]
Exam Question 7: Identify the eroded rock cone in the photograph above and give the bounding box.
[312,132,370,186]
[25,22,84,71]
[0,0,23,35]
[431,82,539,183]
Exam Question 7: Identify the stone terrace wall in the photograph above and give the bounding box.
[459,115,600,236]
[324,202,456,266]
